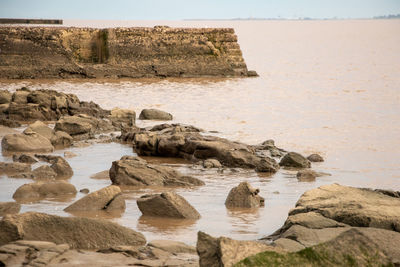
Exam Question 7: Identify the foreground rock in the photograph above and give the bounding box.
[237,227,400,266]
[13,181,77,201]
[279,152,311,168]
[0,212,146,249]
[197,231,282,267]
[2,132,54,153]
[0,88,110,123]
[137,192,200,219]
[0,239,198,267]
[126,125,280,173]
[139,108,173,120]
[225,182,264,208]
[64,185,125,213]
[266,183,400,253]
[0,202,20,216]
[110,156,204,186]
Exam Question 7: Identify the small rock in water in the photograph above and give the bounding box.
[296,169,317,182]
[64,151,77,158]
[139,109,173,121]
[80,188,89,194]
[307,153,324,162]
[279,152,311,168]
[203,159,222,168]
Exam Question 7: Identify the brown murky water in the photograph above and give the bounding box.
[1,20,399,245]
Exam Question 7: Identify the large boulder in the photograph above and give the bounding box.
[197,231,282,267]
[225,182,265,208]
[279,152,311,168]
[265,183,400,254]
[109,156,204,187]
[137,192,200,219]
[0,212,146,249]
[0,202,20,216]
[139,108,173,120]
[0,162,31,175]
[1,132,54,153]
[64,185,125,213]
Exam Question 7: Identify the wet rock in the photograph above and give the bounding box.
[225,182,265,208]
[12,154,38,164]
[31,165,58,179]
[0,212,146,249]
[139,108,173,120]
[2,132,54,153]
[80,188,89,194]
[296,169,318,182]
[307,153,324,162]
[0,90,12,104]
[110,107,136,127]
[54,114,113,140]
[148,240,197,254]
[35,154,73,179]
[13,181,77,200]
[279,152,311,168]
[0,202,20,216]
[110,156,204,187]
[64,151,77,158]
[203,158,222,168]
[137,192,201,219]
[0,162,31,175]
[64,185,125,213]
[197,231,282,267]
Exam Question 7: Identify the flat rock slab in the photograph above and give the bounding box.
[13,181,77,201]
[0,212,146,249]
[110,156,204,187]
[2,133,54,153]
[137,192,201,219]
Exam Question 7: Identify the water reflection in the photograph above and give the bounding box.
[137,216,197,233]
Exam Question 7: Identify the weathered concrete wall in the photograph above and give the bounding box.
[0,26,255,79]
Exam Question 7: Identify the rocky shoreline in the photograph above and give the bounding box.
[0,88,399,266]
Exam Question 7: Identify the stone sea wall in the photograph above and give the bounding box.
[0,26,255,79]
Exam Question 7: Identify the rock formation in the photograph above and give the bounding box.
[0,26,256,79]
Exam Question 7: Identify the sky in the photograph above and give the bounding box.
[0,0,400,20]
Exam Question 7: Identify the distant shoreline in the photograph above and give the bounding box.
[0,18,63,25]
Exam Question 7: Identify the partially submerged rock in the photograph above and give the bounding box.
[12,154,37,164]
[279,152,311,168]
[225,182,264,208]
[64,185,125,213]
[137,192,200,219]
[2,132,54,153]
[203,159,222,168]
[296,169,317,182]
[0,212,146,249]
[110,156,204,186]
[196,231,282,267]
[307,153,324,162]
[12,181,77,201]
[0,202,20,216]
[35,154,73,179]
[139,108,173,120]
